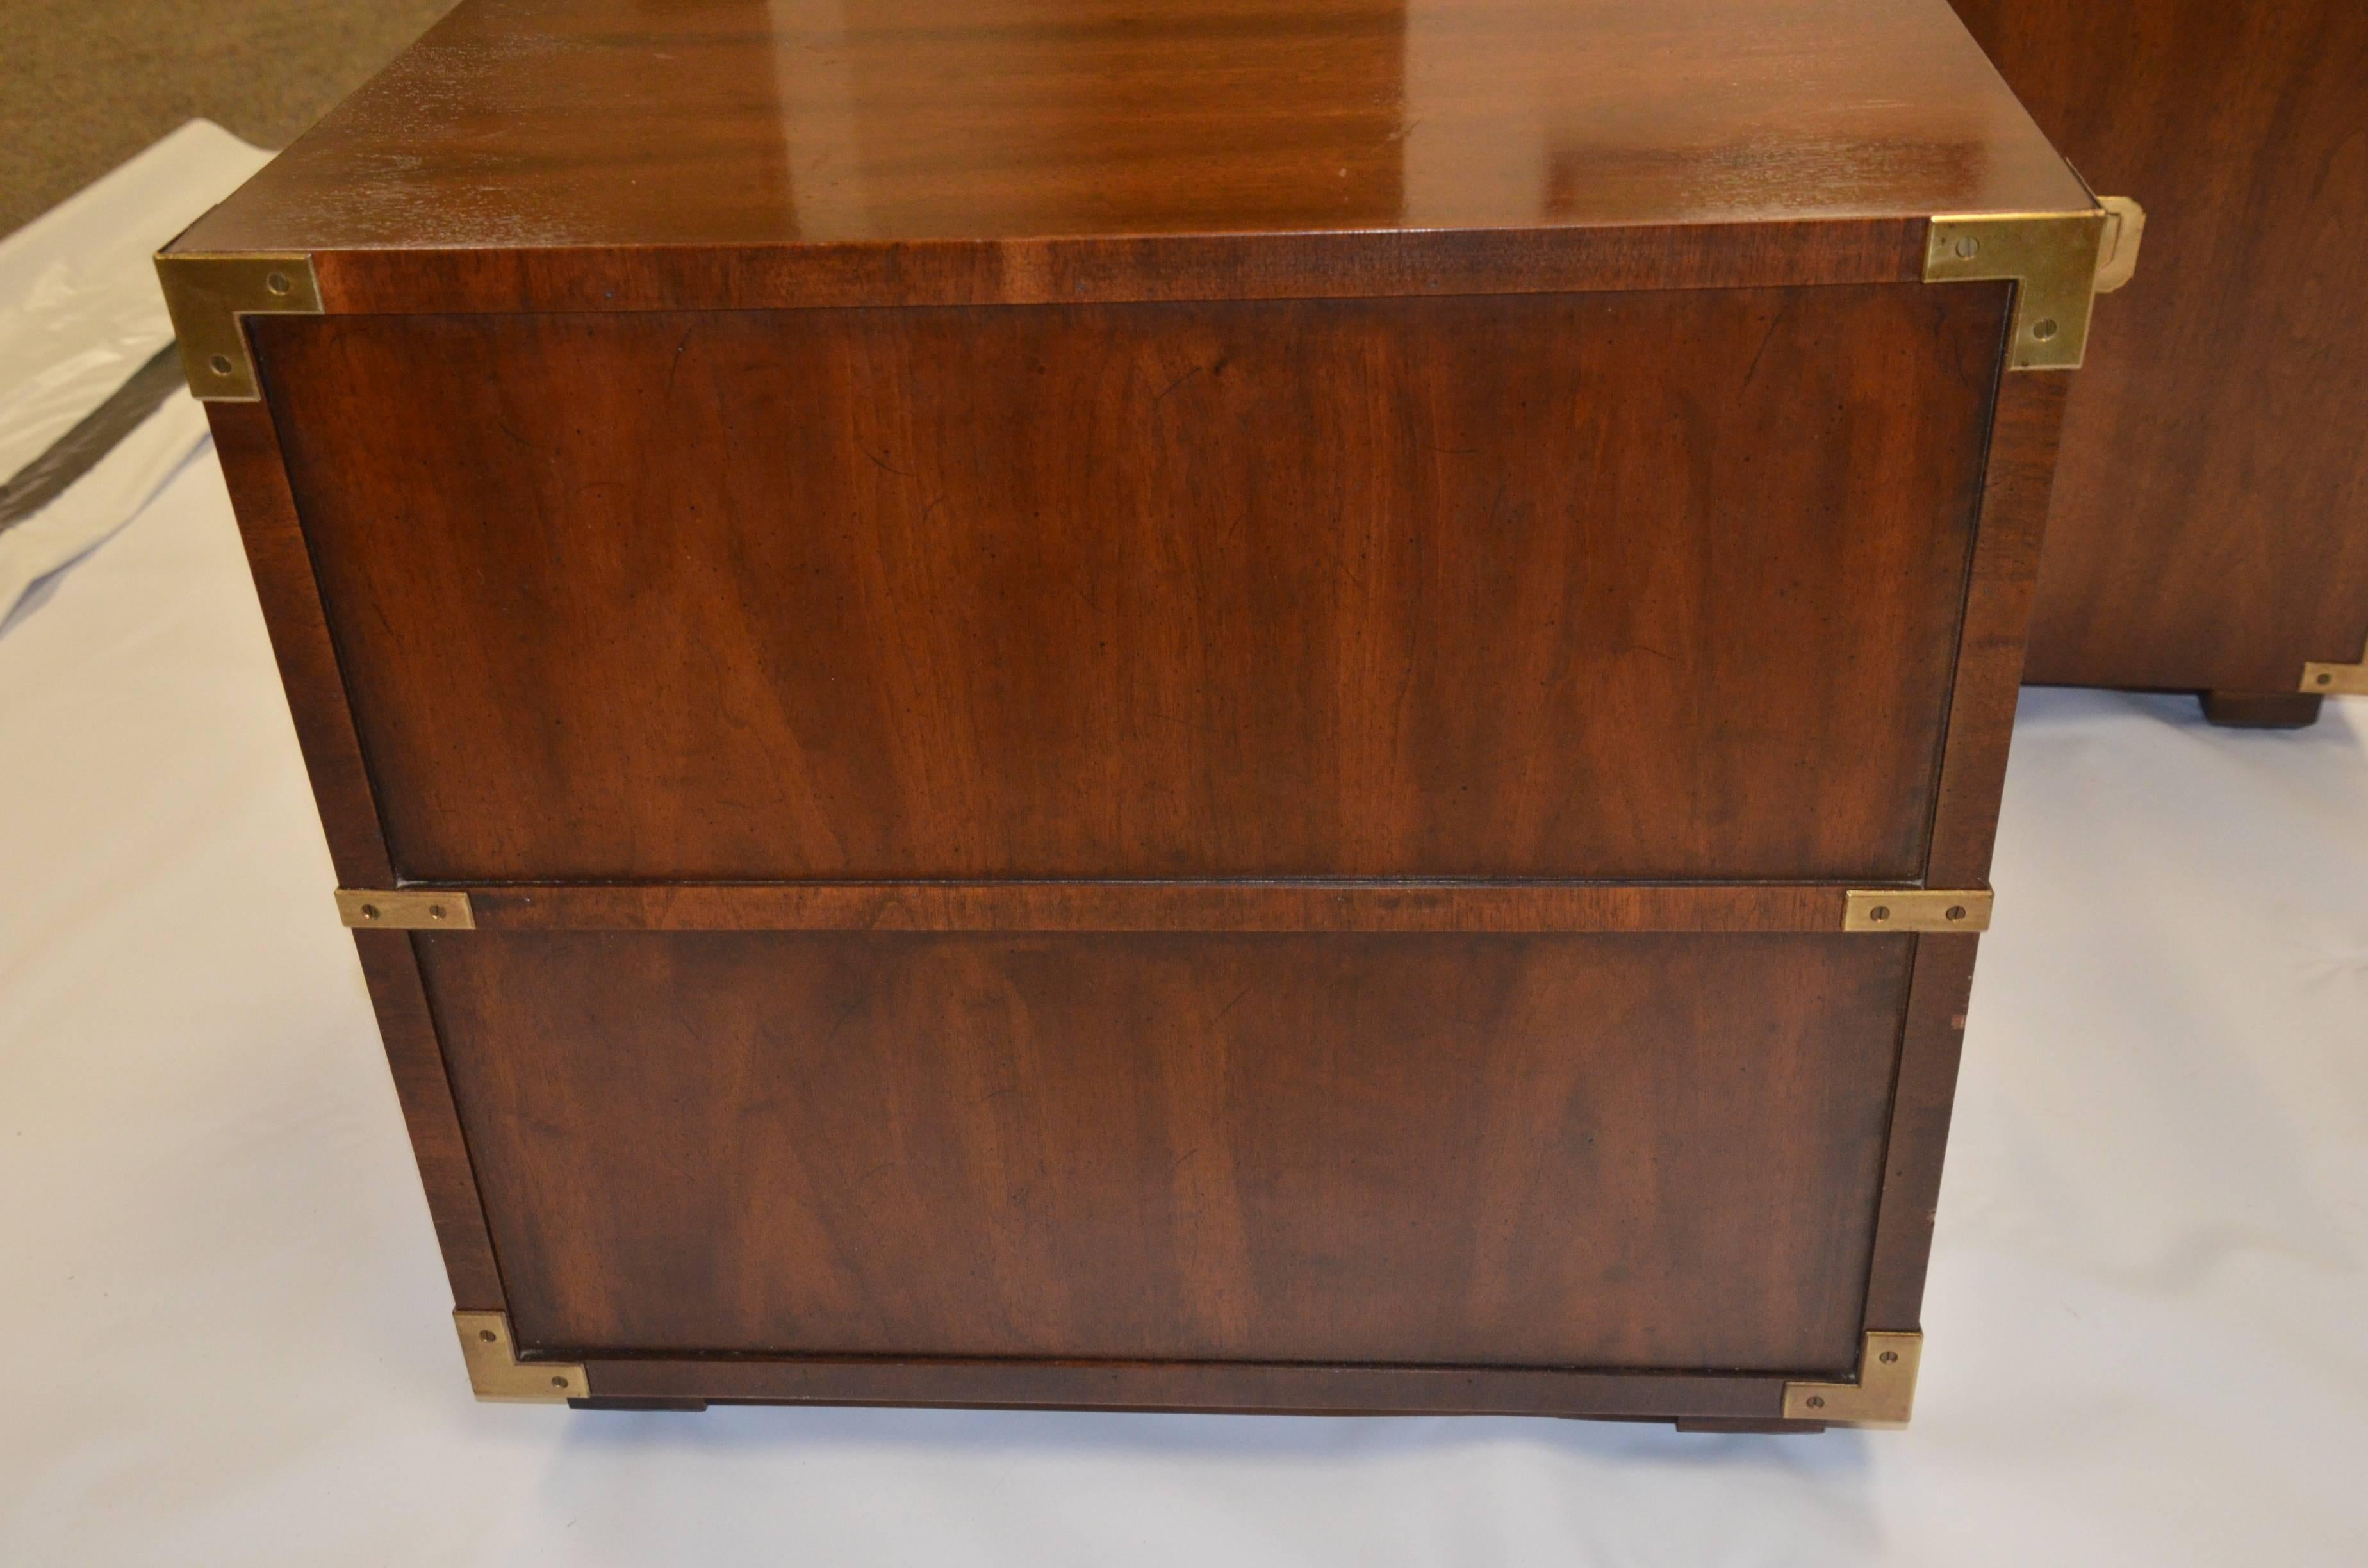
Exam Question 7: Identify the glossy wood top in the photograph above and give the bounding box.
[177,0,2088,261]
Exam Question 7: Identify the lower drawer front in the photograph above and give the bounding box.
[417,931,1911,1375]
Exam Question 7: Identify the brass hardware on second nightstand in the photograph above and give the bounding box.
[2299,635,2368,697]
[2092,197,2146,294]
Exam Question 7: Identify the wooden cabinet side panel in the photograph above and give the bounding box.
[418,929,1909,1376]
[208,399,506,1311]
[1925,370,2066,886]
[204,400,393,888]
[256,284,2008,886]
[1955,0,2368,692]
[1860,933,1980,1332]
[354,933,507,1309]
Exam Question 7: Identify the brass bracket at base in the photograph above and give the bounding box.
[1843,890,1992,933]
[1782,1331,1922,1426]
[336,888,476,929]
[1925,197,2144,372]
[454,1311,588,1403]
[2299,636,2368,697]
[152,252,322,401]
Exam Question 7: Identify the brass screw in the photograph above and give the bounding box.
[427,904,448,921]
[1868,906,1891,922]
[1953,236,1980,259]
[1806,1395,1826,1409]
[208,354,233,376]
[551,1375,570,1390]
[358,904,381,922]
[2319,673,2335,687]
[1945,905,1967,922]
[1879,1350,1900,1365]
[266,271,292,295]
[478,1328,497,1344]
[2032,318,2060,342]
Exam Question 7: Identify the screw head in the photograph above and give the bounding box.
[2319,673,2335,687]
[1945,904,1967,922]
[265,271,292,295]
[551,1375,570,1390]
[1868,905,1891,922]
[208,354,233,376]
[427,904,447,920]
[1879,1350,1900,1365]
[1953,236,1980,259]
[2032,318,2060,342]
[358,904,381,921]
[478,1328,497,1344]
[1807,1395,1826,1409]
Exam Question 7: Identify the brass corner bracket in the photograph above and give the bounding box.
[454,1311,588,1403]
[153,251,322,401]
[2299,635,2368,697]
[335,888,476,930]
[1925,196,2144,371]
[1843,889,1992,933]
[1782,1330,1922,1426]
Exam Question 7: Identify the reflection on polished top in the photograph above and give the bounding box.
[177,0,2090,254]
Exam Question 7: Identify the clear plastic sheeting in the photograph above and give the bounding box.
[0,121,268,631]
[1,138,2364,1568]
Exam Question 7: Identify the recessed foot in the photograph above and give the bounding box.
[1675,1417,1829,1435]
[568,1397,711,1412]
[2200,690,2324,729]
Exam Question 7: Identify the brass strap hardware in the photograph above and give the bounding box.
[2093,196,2146,295]
[1925,199,2144,371]
[454,1311,587,1403]
[1782,1330,1921,1426]
[1842,889,1991,933]
[152,252,322,401]
[2299,635,2368,697]
[335,888,477,929]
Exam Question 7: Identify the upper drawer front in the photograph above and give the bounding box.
[256,284,2003,883]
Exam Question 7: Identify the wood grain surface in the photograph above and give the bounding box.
[1925,372,2066,887]
[205,401,394,890]
[258,283,2007,885]
[454,881,1871,934]
[420,930,1909,1372]
[176,0,2089,257]
[1953,0,2368,697]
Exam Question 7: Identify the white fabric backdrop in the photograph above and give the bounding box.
[0,122,267,631]
[2,133,2362,1568]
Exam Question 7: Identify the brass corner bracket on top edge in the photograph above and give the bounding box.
[152,252,322,402]
[1782,1330,1923,1426]
[454,1311,587,1403]
[2299,635,2368,697]
[1925,196,2144,371]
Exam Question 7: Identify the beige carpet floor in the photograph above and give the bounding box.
[1,0,454,239]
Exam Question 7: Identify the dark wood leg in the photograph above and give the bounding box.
[1673,1417,1829,1435]
[568,1398,711,1412]
[2199,690,2324,729]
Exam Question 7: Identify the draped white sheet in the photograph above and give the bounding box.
[0,122,267,634]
